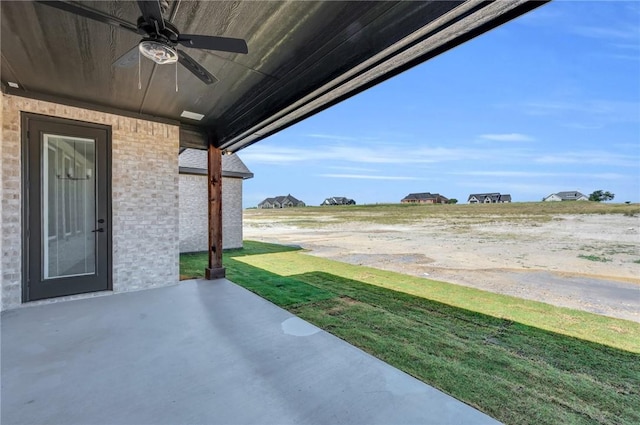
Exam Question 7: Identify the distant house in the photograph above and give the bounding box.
[468,193,512,204]
[401,192,448,204]
[321,196,356,206]
[258,194,306,209]
[179,149,254,252]
[544,191,588,202]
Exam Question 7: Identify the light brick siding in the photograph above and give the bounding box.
[179,175,243,252]
[0,96,21,310]
[222,177,243,250]
[179,174,206,253]
[1,94,180,311]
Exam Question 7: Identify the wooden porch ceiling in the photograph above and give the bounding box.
[1,1,547,152]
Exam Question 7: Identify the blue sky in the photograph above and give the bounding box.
[240,1,640,207]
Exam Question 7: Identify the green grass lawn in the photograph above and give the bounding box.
[181,241,640,425]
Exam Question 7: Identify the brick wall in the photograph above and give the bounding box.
[1,94,25,310]
[179,174,243,252]
[0,94,180,311]
[222,177,244,249]
[178,174,207,253]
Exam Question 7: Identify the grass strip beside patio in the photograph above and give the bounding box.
[181,241,640,425]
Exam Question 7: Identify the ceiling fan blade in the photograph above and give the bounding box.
[35,1,139,34]
[113,45,140,68]
[137,0,165,31]
[177,35,248,54]
[177,50,218,85]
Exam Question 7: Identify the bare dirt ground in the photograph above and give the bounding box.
[244,211,640,322]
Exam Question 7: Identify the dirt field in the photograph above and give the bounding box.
[244,204,640,322]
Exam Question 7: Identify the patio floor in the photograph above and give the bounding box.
[1,279,500,425]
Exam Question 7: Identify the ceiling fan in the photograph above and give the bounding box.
[37,0,248,85]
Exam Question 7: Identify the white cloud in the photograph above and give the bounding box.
[240,147,315,164]
[590,173,629,180]
[242,143,516,165]
[304,133,359,141]
[522,100,640,123]
[611,42,640,50]
[607,54,640,61]
[327,166,378,172]
[515,7,563,27]
[562,122,603,130]
[570,25,640,41]
[613,142,640,150]
[533,151,639,167]
[479,133,534,142]
[318,174,420,181]
[450,171,625,180]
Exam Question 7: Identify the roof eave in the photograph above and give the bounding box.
[179,166,254,179]
[218,0,547,152]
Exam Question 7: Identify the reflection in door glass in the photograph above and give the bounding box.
[42,135,96,279]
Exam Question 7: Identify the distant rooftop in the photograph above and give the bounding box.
[179,148,253,179]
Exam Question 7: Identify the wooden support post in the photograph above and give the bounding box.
[205,143,225,279]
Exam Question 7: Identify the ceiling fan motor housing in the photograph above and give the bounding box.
[137,16,180,45]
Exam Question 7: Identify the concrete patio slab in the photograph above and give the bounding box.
[1,279,501,425]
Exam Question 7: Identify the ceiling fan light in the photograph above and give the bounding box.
[139,40,178,65]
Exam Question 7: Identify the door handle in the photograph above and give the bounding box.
[91,228,104,233]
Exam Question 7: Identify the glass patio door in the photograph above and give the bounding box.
[24,114,111,301]
[43,135,97,279]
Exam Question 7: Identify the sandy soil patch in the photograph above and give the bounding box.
[245,212,640,322]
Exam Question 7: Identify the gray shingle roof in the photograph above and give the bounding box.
[402,192,447,201]
[554,191,586,200]
[178,148,254,179]
[468,192,499,199]
[322,197,355,205]
[275,194,302,204]
[404,192,435,200]
[258,194,305,207]
[467,193,511,202]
